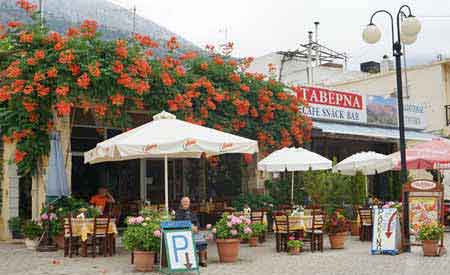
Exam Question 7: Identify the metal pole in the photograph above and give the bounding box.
[394,41,410,252]
[291,172,294,205]
[307,31,313,85]
[164,154,169,212]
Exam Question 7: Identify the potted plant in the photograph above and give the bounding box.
[22,220,43,249]
[123,215,161,272]
[287,237,303,255]
[212,214,251,263]
[417,223,444,256]
[248,222,266,247]
[326,211,349,249]
[8,217,23,239]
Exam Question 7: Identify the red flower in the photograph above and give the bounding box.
[7,21,23,28]
[34,50,45,60]
[94,104,107,117]
[26,58,36,65]
[179,51,198,60]
[58,50,75,64]
[6,61,21,78]
[80,20,97,38]
[175,65,186,77]
[11,80,25,94]
[77,73,91,89]
[240,85,250,93]
[23,101,37,112]
[15,150,27,163]
[19,32,33,43]
[66,27,80,37]
[200,63,208,71]
[167,100,178,112]
[207,98,216,110]
[16,0,37,14]
[166,36,180,50]
[213,56,224,65]
[23,84,33,95]
[47,67,58,78]
[134,34,159,48]
[33,72,45,82]
[115,40,128,59]
[229,73,241,83]
[36,84,50,97]
[161,72,175,87]
[250,107,258,118]
[88,61,101,78]
[277,92,288,101]
[243,154,253,164]
[112,60,124,74]
[68,64,80,76]
[55,100,72,116]
[233,98,250,116]
[55,86,69,96]
[110,93,125,106]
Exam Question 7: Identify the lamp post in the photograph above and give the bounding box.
[362,5,421,252]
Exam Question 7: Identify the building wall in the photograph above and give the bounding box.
[331,63,448,133]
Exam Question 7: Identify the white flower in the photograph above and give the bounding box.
[142,222,147,227]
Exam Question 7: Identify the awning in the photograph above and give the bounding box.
[313,121,437,141]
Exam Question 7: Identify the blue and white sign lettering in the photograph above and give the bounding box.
[164,230,198,271]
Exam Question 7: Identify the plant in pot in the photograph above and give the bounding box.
[22,220,43,249]
[123,216,161,272]
[287,237,303,255]
[212,214,251,263]
[248,222,266,247]
[8,217,23,239]
[326,211,349,249]
[417,223,444,257]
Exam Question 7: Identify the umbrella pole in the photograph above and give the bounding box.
[164,154,169,213]
[291,172,294,205]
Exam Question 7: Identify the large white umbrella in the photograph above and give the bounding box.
[84,111,258,211]
[333,151,394,176]
[257,147,332,203]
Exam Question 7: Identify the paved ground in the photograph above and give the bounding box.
[1,234,449,275]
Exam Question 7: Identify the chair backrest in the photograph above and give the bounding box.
[311,208,325,230]
[250,211,264,223]
[358,208,373,225]
[93,216,111,236]
[64,214,73,238]
[274,214,289,233]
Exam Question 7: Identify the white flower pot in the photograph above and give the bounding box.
[25,238,39,250]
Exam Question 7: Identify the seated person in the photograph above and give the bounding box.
[90,187,115,215]
[175,197,207,267]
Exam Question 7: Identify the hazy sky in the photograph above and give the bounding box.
[113,0,450,69]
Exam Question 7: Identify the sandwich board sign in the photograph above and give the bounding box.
[160,220,199,275]
[371,207,401,255]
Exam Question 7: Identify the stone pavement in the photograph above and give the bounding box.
[1,234,449,275]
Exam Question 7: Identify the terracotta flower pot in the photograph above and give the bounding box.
[53,233,65,249]
[288,247,301,255]
[422,240,439,257]
[329,232,347,249]
[133,251,156,272]
[25,238,39,250]
[350,220,359,236]
[249,237,258,247]
[216,239,240,263]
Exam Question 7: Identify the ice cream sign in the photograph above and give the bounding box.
[296,86,367,123]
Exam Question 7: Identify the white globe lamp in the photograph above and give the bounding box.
[401,16,421,36]
[362,24,381,44]
[401,33,418,45]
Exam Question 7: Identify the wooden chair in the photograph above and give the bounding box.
[358,208,373,241]
[305,208,325,252]
[251,211,266,242]
[63,215,81,257]
[274,213,301,252]
[87,216,111,257]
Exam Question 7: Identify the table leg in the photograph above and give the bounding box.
[82,241,88,257]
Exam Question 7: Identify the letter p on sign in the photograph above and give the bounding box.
[172,235,188,263]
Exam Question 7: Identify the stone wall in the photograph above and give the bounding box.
[0,142,19,240]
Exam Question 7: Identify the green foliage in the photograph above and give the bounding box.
[264,174,307,206]
[287,239,303,249]
[8,216,23,233]
[304,169,352,206]
[42,196,100,218]
[232,193,275,211]
[351,171,366,205]
[122,221,161,252]
[250,222,266,237]
[417,223,444,241]
[213,214,252,240]
[22,220,43,240]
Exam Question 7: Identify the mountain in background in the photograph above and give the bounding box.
[0,0,203,55]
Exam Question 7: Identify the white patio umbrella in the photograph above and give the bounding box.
[84,111,258,211]
[257,147,332,204]
[333,151,394,176]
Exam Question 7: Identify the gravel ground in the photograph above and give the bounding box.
[1,234,449,275]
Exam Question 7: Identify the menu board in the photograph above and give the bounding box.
[371,208,401,255]
[408,196,440,243]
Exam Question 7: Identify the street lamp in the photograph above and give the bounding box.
[362,5,421,252]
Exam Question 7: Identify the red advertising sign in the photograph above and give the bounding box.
[296,86,364,110]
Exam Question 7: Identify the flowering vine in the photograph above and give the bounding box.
[0,1,311,176]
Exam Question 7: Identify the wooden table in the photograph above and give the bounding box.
[70,218,117,257]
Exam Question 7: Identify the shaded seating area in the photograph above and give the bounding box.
[358,207,373,241]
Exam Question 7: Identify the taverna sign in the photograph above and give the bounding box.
[296,86,367,123]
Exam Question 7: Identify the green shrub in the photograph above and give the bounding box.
[232,193,275,211]
[417,223,444,241]
[22,220,43,240]
[8,217,22,233]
